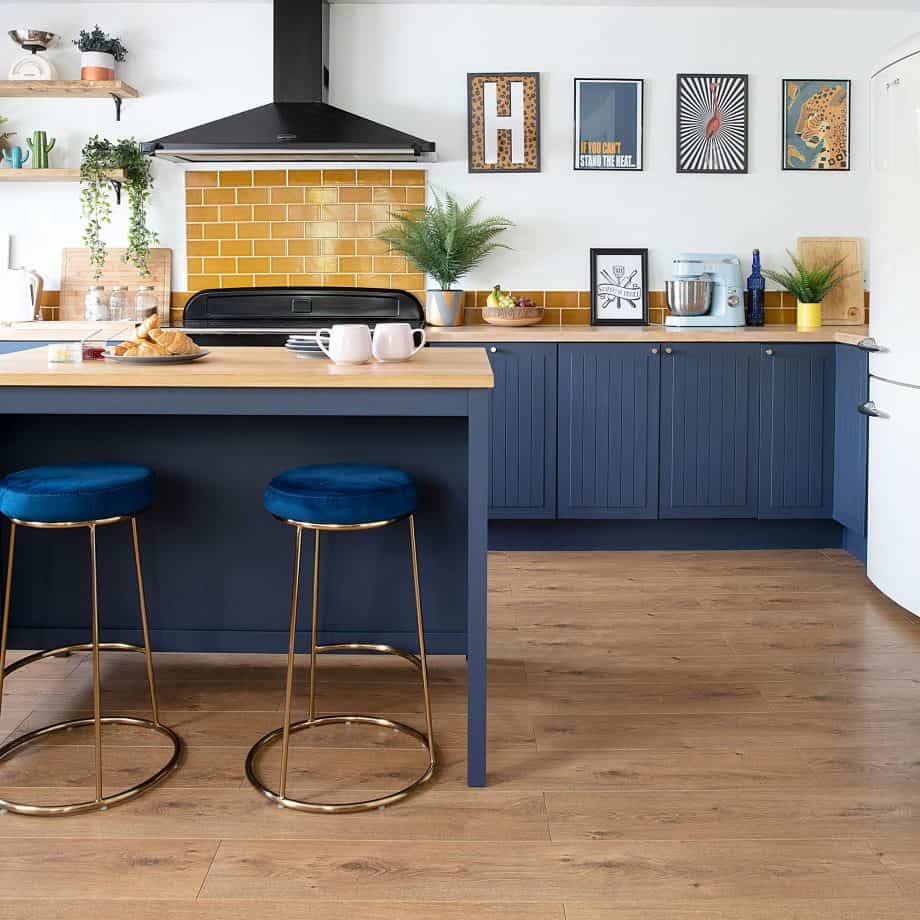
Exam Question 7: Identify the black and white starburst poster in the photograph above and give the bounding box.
[676,74,748,174]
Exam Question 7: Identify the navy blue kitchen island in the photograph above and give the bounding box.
[0,345,493,786]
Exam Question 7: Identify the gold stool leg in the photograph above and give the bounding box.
[279,526,304,801]
[245,513,436,813]
[0,522,16,714]
[130,517,160,726]
[409,514,435,762]
[307,529,320,722]
[0,514,182,816]
[88,523,104,805]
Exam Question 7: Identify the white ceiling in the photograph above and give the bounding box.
[35,0,920,7]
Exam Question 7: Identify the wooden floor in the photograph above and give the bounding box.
[2,548,920,919]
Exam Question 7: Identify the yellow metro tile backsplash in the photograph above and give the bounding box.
[185,169,426,298]
[184,169,869,325]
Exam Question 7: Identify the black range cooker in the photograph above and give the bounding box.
[181,286,425,347]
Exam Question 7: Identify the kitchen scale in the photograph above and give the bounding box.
[7,30,58,80]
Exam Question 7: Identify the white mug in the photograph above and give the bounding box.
[372,323,426,362]
[314,324,372,365]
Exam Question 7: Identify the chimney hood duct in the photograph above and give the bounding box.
[143,0,435,164]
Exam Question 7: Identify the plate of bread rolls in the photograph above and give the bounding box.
[104,314,208,364]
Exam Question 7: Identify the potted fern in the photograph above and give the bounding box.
[377,190,513,326]
[763,250,857,331]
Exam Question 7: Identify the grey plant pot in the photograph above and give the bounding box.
[426,290,465,327]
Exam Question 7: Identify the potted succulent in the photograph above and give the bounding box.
[73,26,127,81]
[377,190,513,326]
[763,249,857,331]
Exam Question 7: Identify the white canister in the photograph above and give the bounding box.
[314,324,372,365]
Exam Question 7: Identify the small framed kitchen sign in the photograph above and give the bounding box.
[574,78,643,171]
[590,248,649,326]
[467,72,541,173]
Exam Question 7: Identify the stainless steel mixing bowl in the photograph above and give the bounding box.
[665,279,713,316]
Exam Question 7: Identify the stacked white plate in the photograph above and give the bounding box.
[285,334,324,359]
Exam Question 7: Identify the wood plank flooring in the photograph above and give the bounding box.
[1,548,920,918]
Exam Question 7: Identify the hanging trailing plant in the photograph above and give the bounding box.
[80,136,158,278]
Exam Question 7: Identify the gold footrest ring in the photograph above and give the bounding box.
[0,716,182,816]
[3,642,149,679]
[313,642,422,671]
[245,715,436,814]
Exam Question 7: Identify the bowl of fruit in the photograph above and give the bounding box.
[482,285,544,326]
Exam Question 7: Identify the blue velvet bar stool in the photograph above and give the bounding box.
[246,463,435,813]
[0,463,182,816]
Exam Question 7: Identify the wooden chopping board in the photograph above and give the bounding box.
[60,248,172,322]
[796,237,864,325]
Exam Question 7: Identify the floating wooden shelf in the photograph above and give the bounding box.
[0,80,139,120]
[0,168,127,202]
[0,168,125,182]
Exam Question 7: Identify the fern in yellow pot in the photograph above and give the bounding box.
[762,250,857,331]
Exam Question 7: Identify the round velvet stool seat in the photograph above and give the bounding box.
[247,463,436,813]
[0,463,182,816]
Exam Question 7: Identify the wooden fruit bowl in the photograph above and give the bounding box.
[482,306,545,327]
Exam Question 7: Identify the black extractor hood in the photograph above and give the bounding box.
[143,0,435,163]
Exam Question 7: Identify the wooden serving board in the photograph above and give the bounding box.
[60,247,172,322]
[796,237,864,325]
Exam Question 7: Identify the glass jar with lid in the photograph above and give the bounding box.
[108,285,130,322]
[84,286,110,322]
[135,285,159,322]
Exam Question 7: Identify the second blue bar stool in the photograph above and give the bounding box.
[0,463,182,815]
[246,463,436,813]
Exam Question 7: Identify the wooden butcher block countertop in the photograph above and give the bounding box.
[0,346,495,389]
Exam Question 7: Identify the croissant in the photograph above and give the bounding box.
[150,328,200,355]
[134,313,161,342]
[136,341,171,357]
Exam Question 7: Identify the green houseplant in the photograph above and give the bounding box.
[377,190,513,326]
[73,26,127,80]
[762,249,857,331]
[80,136,159,279]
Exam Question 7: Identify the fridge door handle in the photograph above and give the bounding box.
[858,400,890,419]
[857,337,886,353]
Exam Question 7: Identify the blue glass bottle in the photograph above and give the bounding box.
[746,249,765,326]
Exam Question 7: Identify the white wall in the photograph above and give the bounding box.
[2,2,918,290]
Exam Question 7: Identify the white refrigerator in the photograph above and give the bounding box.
[866,34,920,616]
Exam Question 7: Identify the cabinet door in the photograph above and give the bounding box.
[558,343,659,518]
[659,343,760,518]
[833,344,869,534]
[434,342,556,518]
[485,342,557,518]
[759,343,835,518]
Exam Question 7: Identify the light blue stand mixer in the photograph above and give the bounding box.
[665,253,746,327]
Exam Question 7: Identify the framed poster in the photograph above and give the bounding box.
[590,248,649,326]
[676,73,748,174]
[574,78,643,171]
[783,79,851,171]
[467,72,541,173]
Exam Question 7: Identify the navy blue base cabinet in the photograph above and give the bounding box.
[758,344,836,519]
[833,344,869,536]
[660,343,760,518]
[433,341,556,518]
[558,343,659,518]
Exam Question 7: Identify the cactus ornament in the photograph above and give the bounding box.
[26,131,56,169]
[1,146,29,169]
